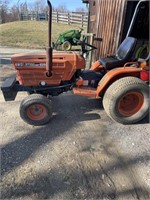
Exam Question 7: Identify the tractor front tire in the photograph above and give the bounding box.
[103,77,149,124]
[20,94,52,126]
[62,41,72,51]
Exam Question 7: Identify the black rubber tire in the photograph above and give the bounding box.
[20,94,52,126]
[62,41,72,51]
[103,77,149,124]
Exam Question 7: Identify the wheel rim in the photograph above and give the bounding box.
[26,103,48,121]
[118,92,144,117]
[63,42,71,50]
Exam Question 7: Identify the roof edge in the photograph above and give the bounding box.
[82,0,89,3]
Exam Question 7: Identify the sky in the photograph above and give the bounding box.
[50,0,87,11]
[9,0,87,11]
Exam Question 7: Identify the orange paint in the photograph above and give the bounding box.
[90,61,103,71]
[12,52,85,86]
[118,92,144,117]
[96,67,142,97]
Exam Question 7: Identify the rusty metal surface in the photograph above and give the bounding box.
[46,0,53,77]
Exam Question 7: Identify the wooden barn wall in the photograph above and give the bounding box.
[88,0,127,62]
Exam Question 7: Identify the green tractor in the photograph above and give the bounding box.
[53,28,83,51]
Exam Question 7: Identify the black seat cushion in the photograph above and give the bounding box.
[80,70,104,81]
[99,37,137,70]
[99,56,126,69]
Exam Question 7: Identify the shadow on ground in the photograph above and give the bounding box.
[1,94,150,199]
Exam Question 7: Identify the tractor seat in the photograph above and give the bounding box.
[99,37,137,70]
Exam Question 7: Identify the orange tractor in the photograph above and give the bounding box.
[1,0,149,126]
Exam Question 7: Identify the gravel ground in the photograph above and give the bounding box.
[0,47,150,199]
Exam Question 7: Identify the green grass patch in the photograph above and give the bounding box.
[0,21,86,49]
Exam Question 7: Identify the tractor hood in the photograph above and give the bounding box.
[11,51,85,86]
[11,51,85,70]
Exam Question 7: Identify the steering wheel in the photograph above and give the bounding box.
[79,27,84,33]
[78,36,97,56]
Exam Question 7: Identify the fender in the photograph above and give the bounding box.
[96,67,143,98]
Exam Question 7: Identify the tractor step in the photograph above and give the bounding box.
[73,86,96,98]
[1,77,17,101]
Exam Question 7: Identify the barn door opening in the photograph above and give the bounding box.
[125,0,149,59]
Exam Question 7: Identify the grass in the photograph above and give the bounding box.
[0,21,86,49]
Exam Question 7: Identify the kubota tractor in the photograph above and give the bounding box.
[1,0,149,126]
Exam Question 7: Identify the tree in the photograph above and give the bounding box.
[9,5,19,22]
[53,4,68,13]
[0,0,10,23]
[20,2,28,13]
[34,0,46,13]
[75,7,87,12]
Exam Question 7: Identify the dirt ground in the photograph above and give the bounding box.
[0,47,150,200]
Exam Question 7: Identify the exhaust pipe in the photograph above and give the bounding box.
[46,0,53,77]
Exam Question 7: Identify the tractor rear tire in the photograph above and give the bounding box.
[20,94,52,126]
[103,77,149,124]
[62,41,72,51]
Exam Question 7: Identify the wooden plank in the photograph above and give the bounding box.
[20,11,88,26]
[88,0,127,61]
